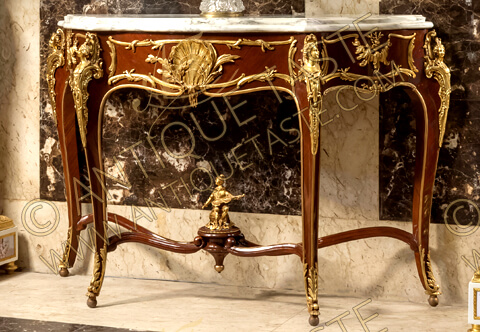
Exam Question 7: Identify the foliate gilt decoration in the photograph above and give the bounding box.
[86,247,107,300]
[108,36,294,53]
[237,66,293,87]
[46,29,66,124]
[202,175,244,230]
[353,31,391,71]
[107,36,296,104]
[145,40,240,107]
[424,30,451,147]
[68,32,104,148]
[106,39,117,79]
[301,34,322,155]
[421,248,441,296]
[59,227,72,271]
[304,262,319,317]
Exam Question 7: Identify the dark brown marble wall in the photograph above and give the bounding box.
[379,0,480,223]
[39,0,304,215]
[102,89,301,214]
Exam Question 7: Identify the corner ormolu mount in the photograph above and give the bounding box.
[68,32,104,148]
[424,30,451,147]
[46,28,65,125]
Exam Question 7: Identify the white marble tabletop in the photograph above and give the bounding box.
[59,14,434,33]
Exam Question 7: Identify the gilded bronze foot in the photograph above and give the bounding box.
[468,324,480,332]
[428,295,439,307]
[87,295,97,308]
[5,262,18,274]
[86,247,107,308]
[309,315,319,326]
[416,249,441,306]
[59,265,69,277]
[304,262,319,326]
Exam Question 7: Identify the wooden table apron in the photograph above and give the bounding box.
[46,26,450,324]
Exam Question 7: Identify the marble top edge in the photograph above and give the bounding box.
[59,14,434,32]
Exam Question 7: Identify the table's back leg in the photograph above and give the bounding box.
[409,31,450,306]
[408,83,442,306]
[47,28,82,277]
[58,84,83,277]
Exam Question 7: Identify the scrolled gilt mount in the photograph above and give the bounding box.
[107,35,295,108]
[67,31,104,148]
[424,30,451,147]
[46,29,66,124]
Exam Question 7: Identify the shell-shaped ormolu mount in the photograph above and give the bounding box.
[153,39,240,107]
[170,40,217,89]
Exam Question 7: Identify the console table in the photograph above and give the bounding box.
[46,14,450,326]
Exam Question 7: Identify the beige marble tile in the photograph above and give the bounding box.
[306,0,380,16]
[319,93,379,221]
[0,272,469,332]
[0,272,308,331]
[0,0,40,202]
[278,297,468,332]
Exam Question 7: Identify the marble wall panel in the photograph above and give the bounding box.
[0,0,40,202]
[319,93,379,220]
[102,89,301,215]
[144,0,304,15]
[379,88,415,221]
[379,0,480,223]
[306,0,379,16]
[99,88,377,217]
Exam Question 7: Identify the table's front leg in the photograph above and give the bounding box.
[410,31,450,306]
[301,125,321,327]
[297,34,323,326]
[84,138,108,309]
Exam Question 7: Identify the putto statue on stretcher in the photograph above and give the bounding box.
[202,175,244,230]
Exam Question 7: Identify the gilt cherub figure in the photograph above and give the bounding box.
[202,175,244,230]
